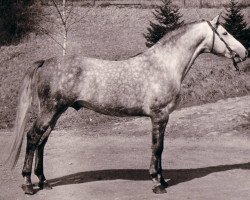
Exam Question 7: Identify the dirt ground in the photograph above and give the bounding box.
[0,96,250,200]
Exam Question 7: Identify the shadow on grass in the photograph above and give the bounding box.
[47,162,250,188]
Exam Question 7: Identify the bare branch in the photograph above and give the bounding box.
[67,16,84,30]
[51,0,66,26]
[67,7,91,30]
[36,24,65,50]
[65,0,74,23]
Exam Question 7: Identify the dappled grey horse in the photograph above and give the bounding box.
[7,15,248,194]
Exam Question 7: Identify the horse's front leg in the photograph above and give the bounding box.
[149,114,169,194]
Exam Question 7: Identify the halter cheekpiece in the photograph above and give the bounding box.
[206,20,239,71]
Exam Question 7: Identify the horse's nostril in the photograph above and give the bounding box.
[246,51,249,57]
[234,53,240,58]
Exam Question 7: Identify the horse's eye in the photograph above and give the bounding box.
[222,32,228,35]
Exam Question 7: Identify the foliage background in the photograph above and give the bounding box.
[0,5,249,129]
[0,0,41,45]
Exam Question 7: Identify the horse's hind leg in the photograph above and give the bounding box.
[21,117,49,194]
[34,115,61,190]
[34,138,52,190]
[21,109,65,194]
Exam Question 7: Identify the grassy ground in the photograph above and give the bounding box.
[0,6,250,129]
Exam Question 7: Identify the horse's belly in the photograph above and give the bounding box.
[73,99,147,117]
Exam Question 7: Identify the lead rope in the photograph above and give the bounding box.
[206,21,240,72]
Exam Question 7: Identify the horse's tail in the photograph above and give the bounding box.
[6,60,45,169]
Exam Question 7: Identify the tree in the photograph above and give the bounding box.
[223,0,250,52]
[0,0,41,45]
[41,0,90,56]
[144,0,184,47]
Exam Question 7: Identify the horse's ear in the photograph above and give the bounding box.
[211,14,221,26]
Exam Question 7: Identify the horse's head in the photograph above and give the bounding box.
[204,15,248,63]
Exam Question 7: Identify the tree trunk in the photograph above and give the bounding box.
[63,0,66,56]
[199,0,202,8]
[63,31,67,56]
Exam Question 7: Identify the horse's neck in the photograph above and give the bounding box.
[149,23,207,82]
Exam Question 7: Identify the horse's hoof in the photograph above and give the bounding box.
[21,184,34,195]
[160,179,169,188]
[152,185,167,194]
[38,180,52,190]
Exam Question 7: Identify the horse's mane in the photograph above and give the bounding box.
[129,21,201,59]
[159,21,200,45]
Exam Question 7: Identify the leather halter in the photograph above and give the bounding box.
[206,21,239,71]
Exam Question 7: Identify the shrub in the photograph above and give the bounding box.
[0,0,41,45]
[144,0,184,47]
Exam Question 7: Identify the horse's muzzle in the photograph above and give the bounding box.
[232,51,248,63]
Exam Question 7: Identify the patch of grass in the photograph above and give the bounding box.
[0,6,250,130]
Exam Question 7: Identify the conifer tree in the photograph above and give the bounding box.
[223,0,250,52]
[144,0,184,47]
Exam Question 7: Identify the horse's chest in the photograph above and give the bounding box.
[145,79,180,110]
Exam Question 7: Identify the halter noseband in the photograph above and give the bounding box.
[206,21,239,71]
